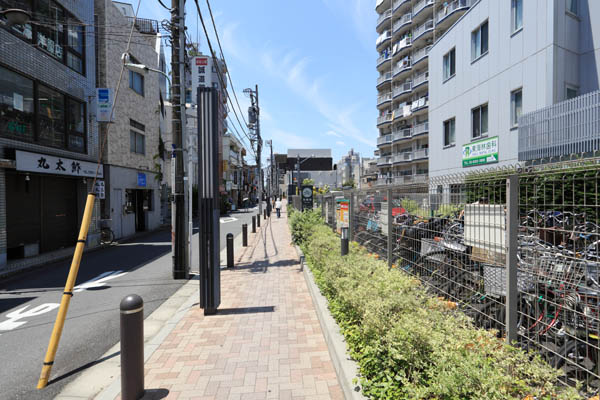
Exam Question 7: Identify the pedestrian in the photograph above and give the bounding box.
[275,198,282,218]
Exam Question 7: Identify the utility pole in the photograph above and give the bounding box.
[245,85,262,215]
[266,140,273,198]
[171,0,188,279]
[296,153,301,195]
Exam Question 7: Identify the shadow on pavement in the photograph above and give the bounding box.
[0,296,36,313]
[232,258,298,273]
[216,306,275,315]
[47,350,120,386]
[141,388,170,399]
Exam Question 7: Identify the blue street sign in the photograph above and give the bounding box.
[137,172,146,187]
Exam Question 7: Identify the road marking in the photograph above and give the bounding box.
[220,217,237,224]
[0,303,60,335]
[74,270,127,292]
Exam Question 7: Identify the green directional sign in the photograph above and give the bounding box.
[462,136,499,167]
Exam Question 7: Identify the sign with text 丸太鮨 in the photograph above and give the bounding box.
[15,150,103,178]
[462,136,499,167]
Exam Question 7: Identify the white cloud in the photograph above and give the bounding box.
[272,129,317,149]
[335,141,345,146]
[326,130,341,137]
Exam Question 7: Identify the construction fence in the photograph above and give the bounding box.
[315,160,600,394]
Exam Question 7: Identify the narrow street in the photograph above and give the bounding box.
[0,205,259,400]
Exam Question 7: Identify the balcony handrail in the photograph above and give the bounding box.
[414,121,429,135]
[394,58,411,75]
[377,92,393,104]
[414,148,429,158]
[413,0,434,16]
[412,71,428,87]
[436,0,471,24]
[377,72,392,84]
[393,0,410,12]
[413,19,434,39]
[377,133,393,145]
[393,12,412,32]
[377,9,393,26]
[377,52,391,66]
[412,45,431,63]
[376,30,391,46]
[126,17,159,35]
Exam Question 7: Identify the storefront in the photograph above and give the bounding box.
[6,150,101,260]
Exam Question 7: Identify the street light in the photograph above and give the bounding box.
[122,53,171,88]
[0,8,31,26]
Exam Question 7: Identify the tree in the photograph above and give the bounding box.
[302,178,315,186]
[342,179,356,188]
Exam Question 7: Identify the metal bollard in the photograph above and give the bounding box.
[252,216,256,233]
[120,294,144,400]
[264,209,267,220]
[242,224,248,247]
[257,213,261,228]
[341,227,349,256]
[226,233,234,268]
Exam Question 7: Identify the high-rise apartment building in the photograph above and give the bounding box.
[375,0,473,185]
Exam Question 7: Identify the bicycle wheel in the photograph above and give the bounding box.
[101,228,114,244]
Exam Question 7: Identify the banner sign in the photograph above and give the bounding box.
[137,172,146,187]
[96,88,114,122]
[336,198,349,234]
[16,150,103,178]
[462,136,499,167]
[301,185,313,211]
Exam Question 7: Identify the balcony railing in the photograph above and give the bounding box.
[377,155,393,166]
[412,71,428,87]
[377,134,393,145]
[413,121,429,135]
[127,17,159,35]
[436,0,472,24]
[393,80,412,97]
[376,30,391,47]
[413,0,434,16]
[377,72,392,85]
[377,114,393,125]
[411,96,428,111]
[519,90,600,161]
[393,58,411,75]
[414,148,429,159]
[377,9,392,28]
[394,127,413,140]
[393,12,412,33]
[412,45,431,64]
[393,37,411,55]
[376,52,391,67]
[393,0,411,13]
[377,92,392,105]
[413,19,434,40]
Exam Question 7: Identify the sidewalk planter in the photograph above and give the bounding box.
[289,208,580,400]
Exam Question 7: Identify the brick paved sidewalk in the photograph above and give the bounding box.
[126,202,343,400]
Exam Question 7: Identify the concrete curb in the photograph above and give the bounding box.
[55,232,245,400]
[293,244,366,400]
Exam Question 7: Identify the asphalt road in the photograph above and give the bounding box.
[0,204,261,400]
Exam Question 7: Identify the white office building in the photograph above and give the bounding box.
[375,0,475,185]
[428,0,600,179]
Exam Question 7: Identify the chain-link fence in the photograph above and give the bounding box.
[316,160,600,393]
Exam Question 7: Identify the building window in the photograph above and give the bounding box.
[38,84,66,149]
[0,66,35,143]
[129,70,144,96]
[511,88,522,127]
[199,75,205,83]
[443,118,455,146]
[67,98,86,152]
[66,22,84,73]
[567,0,578,15]
[471,20,489,61]
[472,104,488,138]
[185,90,192,103]
[36,0,65,61]
[443,48,455,81]
[511,0,523,32]
[130,130,145,154]
[0,0,33,40]
[566,84,578,100]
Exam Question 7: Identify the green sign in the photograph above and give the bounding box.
[462,136,499,167]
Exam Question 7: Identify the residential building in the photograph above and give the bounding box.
[336,148,361,187]
[95,0,165,239]
[428,0,600,182]
[222,133,246,209]
[376,0,474,185]
[0,0,100,271]
[360,157,378,188]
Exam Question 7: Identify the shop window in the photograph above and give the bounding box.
[38,84,66,148]
[143,190,153,211]
[0,66,35,142]
[36,0,65,61]
[124,189,135,213]
[67,98,85,152]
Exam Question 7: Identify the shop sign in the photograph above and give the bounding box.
[15,150,103,178]
[336,198,349,234]
[137,172,147,187]
[94,180,105,199]
[462,136,499,167]
[301,185,313,211]
[96,88,114,122]
[195,57,208,66]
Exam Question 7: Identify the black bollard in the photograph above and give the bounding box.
[341,227,349,256]
[227,233,234,268]
[120,294,144,400]
[252,216,256,233]
[242,224,248,246]
[257,213,261,228]
[264,209,267,220]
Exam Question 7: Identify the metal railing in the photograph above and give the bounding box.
[377,114,393,125]
[376,155,393,166]
[393,12,412,33]
[376,30,391,47]
[376,53,391,67]
[393,127,412,141]
[436,0,472,24]
[393,37,412,54]
[377,92,392,105]
[393,58,411,75]
[411,96,428,111]
[413,148,429,159]
[377,9,392,27]
[377,133,393,145]
[412,71,428,87]
[413,0,434,17]
[414,120,429,135]
[519,90,600,162]
[126,17,159,35]
[412,19,434,40]
[317,160,600,394]
[393,81,412,97]
[393,0,411,13]
[377,72,392,85]
[412,45,431,64]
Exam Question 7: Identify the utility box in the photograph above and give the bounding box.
[464,204,506,265]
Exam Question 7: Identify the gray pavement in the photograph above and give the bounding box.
[0,204,260,400]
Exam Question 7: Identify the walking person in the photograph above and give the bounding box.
[275,198,282,218]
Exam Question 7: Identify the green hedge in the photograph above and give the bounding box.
[289,209,580,399]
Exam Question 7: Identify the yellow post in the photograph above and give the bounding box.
[37,193,96,389]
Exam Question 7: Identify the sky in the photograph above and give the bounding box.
[138,0,379,164]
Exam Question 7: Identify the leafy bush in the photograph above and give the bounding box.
[288,207,323,246]
[291,215,580,399]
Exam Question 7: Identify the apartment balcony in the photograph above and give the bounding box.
[436,0,472,30]
[411,96,428,112]
[377,9,392,31]
[377,133,393,145]
[413,120,429,136]
[393,81,412,98]
[127,17,159,35]
[393,58,411,78]
[393,127,413,141]
[376,53,392,69]
[376,0,390,13]
[377,92,393,107]
[395,152,413,163]
[413,148,429,159]
[377,114,393,126]
[413,0,434,20]
[396,174,428,185]
[412,19,434,44]
[412,71,428,89]
[393,12,412,34]
[392,37,411,56]
[377,72,392,87]
[412,45,431,66]
[392,0,411,14]
[376,30,391,50]
[377,155,393,166]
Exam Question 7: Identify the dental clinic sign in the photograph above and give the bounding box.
[462,136,499,167]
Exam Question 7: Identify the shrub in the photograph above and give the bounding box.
[288,207,323,246]
[291,216,581,399]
